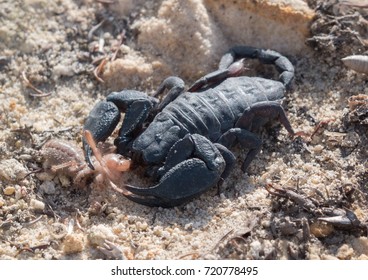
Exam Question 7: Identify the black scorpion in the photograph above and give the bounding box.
[83,46,296,207]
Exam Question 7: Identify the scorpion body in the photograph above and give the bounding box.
[83,46,295,207]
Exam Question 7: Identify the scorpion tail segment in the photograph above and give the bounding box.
[124,158,223,207]
[219,46,295,89]
[227,58,248,76]
[218,46,254,70]
[274,55,295,90]
[83,100,121,168]
[188,59,247,92]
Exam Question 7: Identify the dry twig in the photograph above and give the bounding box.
[21,71,51,97]
[93,57,108,83]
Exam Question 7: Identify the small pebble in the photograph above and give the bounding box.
[191,240,200,249]
[0,159,27,181]
[351,237,368,256]
[3,186,15,196]
[310,176,320,185]
[302,163,314,172]
[312,144,324,153]
[310,221,334,238]
[39,181,56,194]
[88,224,115,246]
[358,254,368,260]
[63,234,85,254]
[15,185,25,200]
[30,198,45,211]
[136,221,148,231]
[250,240,262,259]
[337,244,354,260]
[161,230,171,239]
[153,226,163,237]
[321,254,338,260]
[184,223,193,230]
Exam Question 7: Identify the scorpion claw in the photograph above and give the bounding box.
[123,189,164,207]
[124,181,187,207]
[84,146,95,170]
[123,184,177,207]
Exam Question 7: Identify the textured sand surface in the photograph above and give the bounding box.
[0,0,367,260]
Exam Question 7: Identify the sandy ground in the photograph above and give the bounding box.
[0,0,367,260]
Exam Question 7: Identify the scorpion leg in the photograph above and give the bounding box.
[219,101,294,171]
[156,136,235,182]
[124,134,226,207]
[236,101,294,135]
[83,90,158,167]
[219,46,294,89]
[218,128,262,172]
[213,143,236,182]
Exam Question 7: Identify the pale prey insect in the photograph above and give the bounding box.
[41,130,131,193]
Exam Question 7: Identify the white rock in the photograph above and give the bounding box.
[30,198,45,211]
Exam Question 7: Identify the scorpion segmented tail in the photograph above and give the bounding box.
[219,46,295,90]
